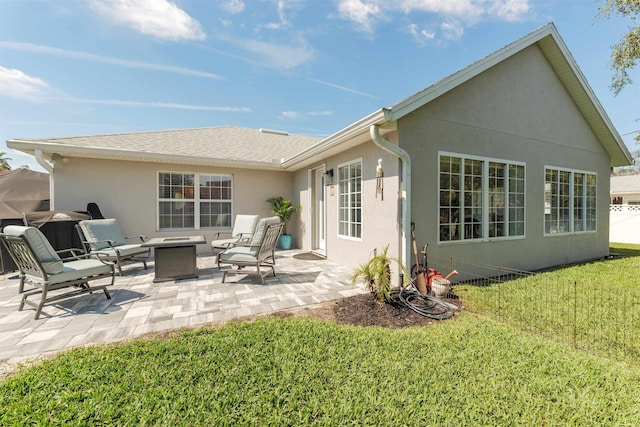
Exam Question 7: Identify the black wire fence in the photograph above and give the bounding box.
[426,251,640,366]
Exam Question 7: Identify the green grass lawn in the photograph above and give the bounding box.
[455,243,640,363]
[2,244,640,425]
[2,315,640,425]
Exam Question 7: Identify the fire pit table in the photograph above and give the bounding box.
[142,235,206,283]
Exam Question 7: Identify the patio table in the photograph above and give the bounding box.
[142,236,206,282]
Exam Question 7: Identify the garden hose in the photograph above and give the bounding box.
[389,284,455,320]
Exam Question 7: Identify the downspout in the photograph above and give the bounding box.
[370,124,411,272]
[35,150,55,209]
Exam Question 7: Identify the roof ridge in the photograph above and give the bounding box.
[37,125,236,141]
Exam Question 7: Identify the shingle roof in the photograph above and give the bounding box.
[611,175,640,195]
[10,126,321,169]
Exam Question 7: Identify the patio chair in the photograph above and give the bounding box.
[0,225,115,320]
[219,216,283,284]
[86,202,105,219]
[211,214,260,268]
[76,219,150,275]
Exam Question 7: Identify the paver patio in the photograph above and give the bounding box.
[0,250,366,372]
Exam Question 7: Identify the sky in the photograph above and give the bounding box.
[0,0,638,172]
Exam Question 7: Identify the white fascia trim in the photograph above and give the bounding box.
[385,24,557,122]
[383,22,631,166]
[282,109,386,169]
[537,30,632,166]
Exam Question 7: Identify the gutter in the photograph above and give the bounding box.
[34,149,53,173]
[369,124,411,272]
[34,149,55,209]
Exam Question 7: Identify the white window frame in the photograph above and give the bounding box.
[438,151,526,244]
[157,171,233,231]
[544,166,597,235]
[337,158,363,241]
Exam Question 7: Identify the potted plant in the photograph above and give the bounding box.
[267,196,301,250]
[351,245,410,303]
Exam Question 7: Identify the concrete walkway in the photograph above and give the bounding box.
[0,250,366,372]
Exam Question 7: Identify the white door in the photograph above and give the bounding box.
[311,167,326,255]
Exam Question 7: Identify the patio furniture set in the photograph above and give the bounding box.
[0,214,283,319]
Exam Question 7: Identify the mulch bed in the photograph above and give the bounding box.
[274,292,462,328]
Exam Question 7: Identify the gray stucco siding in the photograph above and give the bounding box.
[400,44,611,271]
[293,141,402,273]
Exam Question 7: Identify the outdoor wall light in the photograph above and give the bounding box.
[324,168,334,186]
[376,158,383,200]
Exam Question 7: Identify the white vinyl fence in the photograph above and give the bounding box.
[610,205,640,244]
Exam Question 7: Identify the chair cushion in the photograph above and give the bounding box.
[3,225,64,275]
[79,219,126,250]
[249,216,281,251]
[93,244,148,258]
[232,215,259,239]
[26,258,113,285]
[218,246,258,264]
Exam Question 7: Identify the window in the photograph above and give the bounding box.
[507,164,526,236]
[545,168,596,234]
[338,159,362,239]
[199,175,232,228]
[158,172,232,230]
[439,153,525,242]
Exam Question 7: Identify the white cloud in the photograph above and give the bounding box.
[441,19,464,40]
[222,0,245,14]
[336,0,381,32]
[280,110,333,120]
[336,0,531,33]
[89,0,206,41]
[0,66,242,111]
[408,23,435,44]
[488,0,530,21]
[260,0,290,30]
[307,110,333,116]
[306,77,377,99]
[241,37,314,70]
[280,111,301,119]
[0,42,222,79]
[51,97,252,112]
[0,66,51,99]
[395,0,484,20]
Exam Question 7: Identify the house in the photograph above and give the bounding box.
[611,175,640,205]
[6,23,633,279]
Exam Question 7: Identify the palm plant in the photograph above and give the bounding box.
[351,245,410,302]
[0,152,12,171]
[267,196,301,235]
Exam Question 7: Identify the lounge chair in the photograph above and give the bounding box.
[219,216,283,284]
[210,214,260,267]
[76,219,150,275]
[0,225,115,319]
